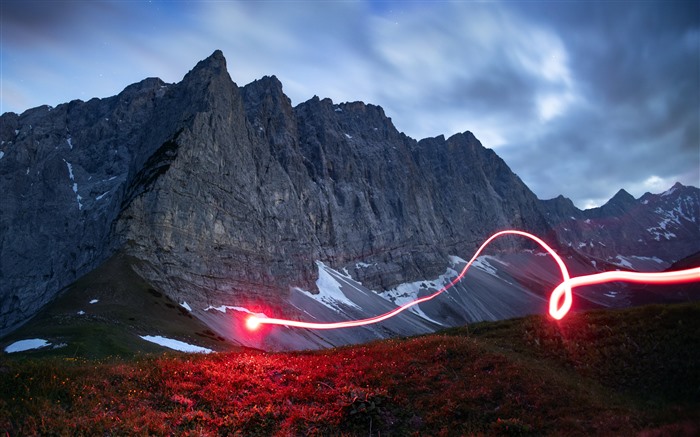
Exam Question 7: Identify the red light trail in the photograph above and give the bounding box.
[245,230,700,331]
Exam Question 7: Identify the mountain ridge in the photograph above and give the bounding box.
[1,50,698,346]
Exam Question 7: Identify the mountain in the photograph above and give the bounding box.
[541,182,699,270]
[1,50,698,351]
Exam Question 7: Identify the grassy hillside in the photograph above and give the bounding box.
[0,253,239,359]
[1,302,699,436]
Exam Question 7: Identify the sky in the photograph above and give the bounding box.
[2,0,698,209]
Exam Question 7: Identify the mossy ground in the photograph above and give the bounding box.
[1,302,698,436]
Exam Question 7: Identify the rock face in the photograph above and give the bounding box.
[1,50,698,338]
[0,75,173,333]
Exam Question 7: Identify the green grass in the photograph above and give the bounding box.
[0,253,239,359]
[2,302,699,436]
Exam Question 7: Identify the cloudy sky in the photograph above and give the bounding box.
[2,0,698,208]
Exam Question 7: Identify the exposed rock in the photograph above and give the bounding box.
[1,50,698,341]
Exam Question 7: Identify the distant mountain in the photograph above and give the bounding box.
[1,50,698,350]
[541,182,699,270]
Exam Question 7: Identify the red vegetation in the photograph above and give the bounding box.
[2,303,699,435]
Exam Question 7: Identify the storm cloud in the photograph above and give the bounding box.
[1,0,698,208]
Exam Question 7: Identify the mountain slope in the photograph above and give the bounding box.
[0,252,239,358]
[0,50,554,338]
[2,303,698,435]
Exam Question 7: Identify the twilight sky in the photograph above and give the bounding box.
[2,0,698,209]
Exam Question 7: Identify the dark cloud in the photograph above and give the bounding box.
[2,0,121,45]
[1,0,697,208]
[491,1,700,206]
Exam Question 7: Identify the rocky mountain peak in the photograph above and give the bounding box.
[671,181,685,189]
[609,188,635,204]
[2,50,698,347]
[241,75,290,112]
[540,194,581,223]
[191,49,227,76]
[590,188,638,218]
[178,49,235,99]
[245,75,284,95]
[119,77,166,98]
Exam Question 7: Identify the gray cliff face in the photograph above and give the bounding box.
[1,50,698,339]
[0,50,551,334]
[0,76,171,334]
[113,51,553,315]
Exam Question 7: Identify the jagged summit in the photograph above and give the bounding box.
[609,188,635,203]
[192,49,227,73]
[120,77,166,96]
[178,49,234,99]
[600,189,637,210]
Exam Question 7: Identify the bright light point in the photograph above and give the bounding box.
[246,316,261,331]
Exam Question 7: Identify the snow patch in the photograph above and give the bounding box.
[470,257,499,276]
[89,299,99,304]
[334,107,343,112]
[64,160,82,210]
[139,335,213,354]
[612,256,633,269]
[204,305,267,319]
[379,263,464,326]
[344,133,352,139]
[0,151,4,160]
[67,137,73,149]
[77,310,85,315]
[4,339,51,353]
[180,301,192,312]
[448,255,467,265]
[64,160,75,180]
[635,255,664,264]
[298,261,363,312]
[646,226,677,241]
[609,255,664,270]
[661,186,677,197]
[95,191,109,201]
[205,305,233,313]
[355,261,375,269]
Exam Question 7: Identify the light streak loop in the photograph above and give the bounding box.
[246,230,700,331]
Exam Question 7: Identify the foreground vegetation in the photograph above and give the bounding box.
[1,303,699,436]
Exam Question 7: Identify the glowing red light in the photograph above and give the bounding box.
[245,230,700,330]
[246,315,261,331]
